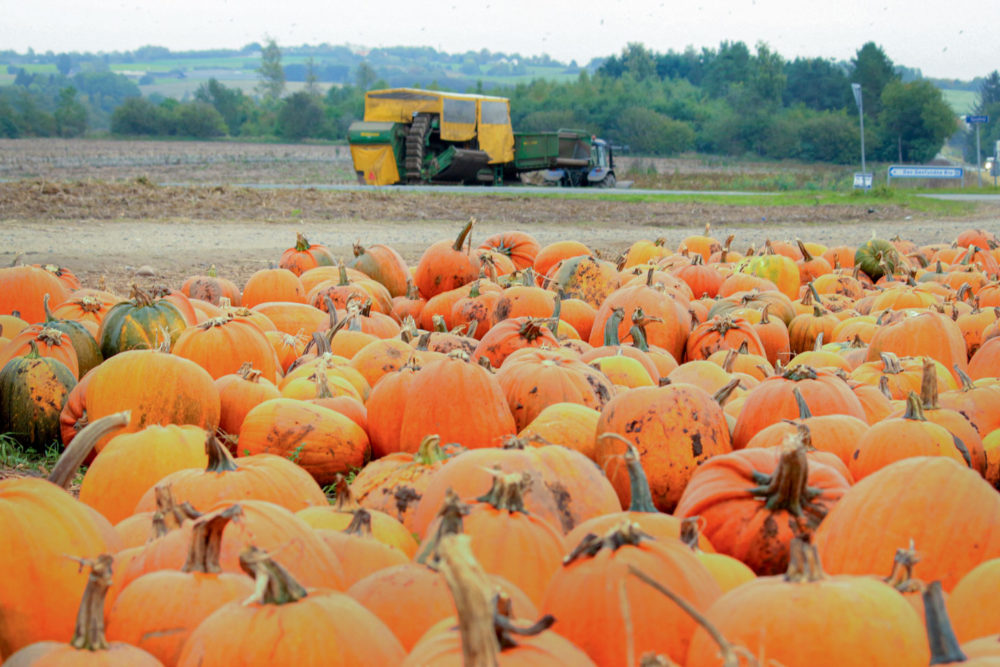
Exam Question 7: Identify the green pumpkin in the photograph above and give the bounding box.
[40,294,103,376]
[98,286,187,358]
[855,238,902,281]
[0,342,78,452]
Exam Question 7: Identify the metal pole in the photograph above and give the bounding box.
[975,124,982,188]
[852,83,866,187]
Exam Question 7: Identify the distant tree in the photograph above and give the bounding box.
[173,101,227,137]
[54,86,87,137]
[975,70,1000,111]
[701,41,752,98]
[194,78,250,135]
[277,90,326,139]
[256,38,285,100]
[110,97,166,135]
[877,79,957,162]
[965,70,1000,162]
[749,42,785,107]
[355,62,377,91]
[55,53,73,76]
[615,106,695,155]
[849,42,898,118]
[785,57,850,111]
[305,57,319,95]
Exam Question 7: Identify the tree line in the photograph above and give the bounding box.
[1,39,995,166]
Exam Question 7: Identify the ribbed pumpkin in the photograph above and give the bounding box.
[38,295,102,376]
[278,231,335,276]
[595,382,732,512]
[867,310,969,380]
[495,347,612,430]
[731,365,867,449]
[105,507,254,666]
[418,473,566,607]
[402,534,594,667]
[171,314,281,382]
[398,351,517,453]
[545,254,620,308]
[214,362,281,438]
[0,325,80,379]
[238,398,370,486]
[540,522,722,666]
[176,545,402,666]
[674,437,851,575]
[120,499,346,596]
[133,433,328,514]
[181,267,241,306]
[0,342,77,452]
[83,349,221,452]
[0,474,121,656]
[79,424,209,524]
[97,285,187,358]
[411,441,622,537]
[349,435,464,532]
[518,402,602,461]
[0,265,69,324]
[413,219,481,299]
[241,268,307,308]
[349,242,410,297]
[3,554,161,667]
[685,538,930,667]
[472,316,560,368]
[815,456,1000,590]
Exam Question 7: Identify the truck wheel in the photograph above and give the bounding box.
[598,173,616,189]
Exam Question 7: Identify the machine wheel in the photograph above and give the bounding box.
[597,173,616,189]
[404,114,433,184]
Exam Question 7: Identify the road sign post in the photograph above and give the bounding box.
[852,84,866,180]
[966,115,989,188]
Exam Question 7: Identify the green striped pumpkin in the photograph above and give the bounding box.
[98,286,187,358]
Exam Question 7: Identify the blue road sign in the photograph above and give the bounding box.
[887,165,963,179]
[966,115,989,124]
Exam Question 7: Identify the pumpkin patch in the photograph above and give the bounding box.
[3,222,1000,665]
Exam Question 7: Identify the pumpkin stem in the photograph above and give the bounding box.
[600,434,657,513]
[603,308,625,346]
[344,508,374,537]
[452,218,475,253]
[924,581,967,665]
[68,554,114,651]
[154,483,194,531]
[902,391,927,421]
[796,239,813,262]
[564,520,651,565]
[237,362,262,383]
[919,357,939,410]
[476,470,531,513]
[239,545,309,606]
[293,232,311,252]
[434,534,505,663]
[679,516,704,550]
[792,387,813,419]
[627,564,748,667]
[747,435,826,529]
[182,505,243,574]
[327,473,361,511]
[784,536,826,583]
[48,411,130,489]
[204,433,240,473]
[415,488,470,566]
[883,540,924,594]
[712,378,741,407]
[954,365,976,392]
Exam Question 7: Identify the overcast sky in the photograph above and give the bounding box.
[2,0,997,80]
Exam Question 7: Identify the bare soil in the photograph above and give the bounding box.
[1,139,998,296]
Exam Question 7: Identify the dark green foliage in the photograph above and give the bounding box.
[877,80,957,163]
[277,91,328,140]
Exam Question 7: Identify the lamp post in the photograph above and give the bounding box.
[851,83,867,183]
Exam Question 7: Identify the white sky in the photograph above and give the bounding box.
[2,0,997,80]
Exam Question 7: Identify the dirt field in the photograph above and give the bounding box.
[2,139,998,295]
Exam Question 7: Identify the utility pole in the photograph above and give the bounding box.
[852,83,867,187]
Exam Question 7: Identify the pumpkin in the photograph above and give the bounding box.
[685,538,930,666]
[171,315,281,382]
[349,434,464,533]
[2,554,161,667]
[349,242,410,297]
[0,265,69,324]
[237,398,370,486]
[0,325,80,379]
[133,433,328,514]
[867,310,969,380]
[175,545,404,666]
[678,517,756,592]
[413,219,481,299]
[0,472,122,655]
[472,316,560,369]
[83,349,221,452]
[855,236,905,281]
[545,254,620,308]
[402,534,594,666]
[241,268,307,308]
[815,456,1000,590]
[740,244,801,299]
[418,473,566,607]
[38,294,102,376]
[180,267,241,306]
[479,231,541,270]
[673,436,851,575]
[278,231,335,276]
[595,382,732,512]
[518,402,602,461]
[685,314,766,361]
[540,521,722,666]
[214,362,281,438]
[104,506,254,666]
[313,510,410,587]
[78,424,209,524]
[0,342,77,452]
[97,285,188,358]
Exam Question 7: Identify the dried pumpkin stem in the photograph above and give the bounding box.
[48,411,130,489]
[239,545,308,606]
[183,505,242,574]
[68,553,115,651]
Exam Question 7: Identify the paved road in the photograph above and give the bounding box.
[918,193,1000,202]
[161,182,769,197]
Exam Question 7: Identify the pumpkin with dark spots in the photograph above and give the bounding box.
[0,342,77,452]
[595,382,732,513]
[545,255,620,308]
[238,397,370,485]
[674,436,850,575]
[413,219,481,299]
